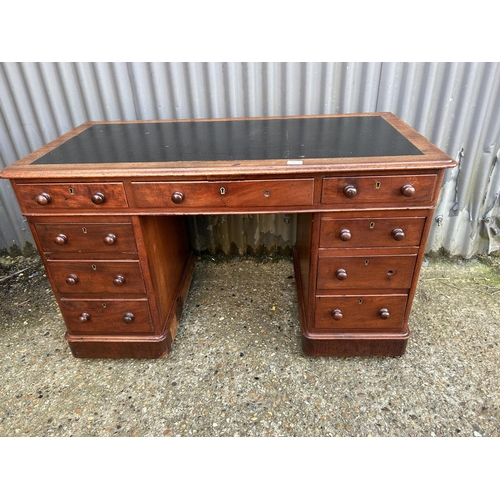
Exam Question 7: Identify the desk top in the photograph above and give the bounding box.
[31,115,423,164]
[1,113,456,179]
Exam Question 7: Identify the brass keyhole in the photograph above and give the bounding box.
[69,187,75,195]
[365,260,370,265]
[92,264,97,271]
[369,222,375,229]
[102,303,106,308]
[82,227,87,234]
[375,181,381,189]
[220,187,226,195]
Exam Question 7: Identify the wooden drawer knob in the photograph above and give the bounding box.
[392,228,405,241]
[379,308,390,320]
[123,312,135,324]
[103,233,117,245]
[331,308,343,321]
[343,185,357,198]
[401,184,415,197]
[35,192,52,205]
[113,274,126,286]
[91,192,106,205]
[335,269,347,280]
[66,274,79,285]
[79,312,90,323]
[339,229,352,241]
[54,234,68,245]
[171,191,184,204]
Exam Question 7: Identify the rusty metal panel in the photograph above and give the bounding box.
[1,62,499,257]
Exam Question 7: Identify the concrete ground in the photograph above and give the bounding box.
[0,253,499,438]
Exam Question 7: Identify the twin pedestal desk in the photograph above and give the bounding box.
[1,113,456,359]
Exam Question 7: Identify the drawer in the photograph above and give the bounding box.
[320,217,426,248]
[17,182,128,211]
[321,174,437,205]
[60,299,153,334]
[47,261,146,295]
[34,223,137,254]
[130,179,315,209]
[317,255,417,290]
[315,295,408,330]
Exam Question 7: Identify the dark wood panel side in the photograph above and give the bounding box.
[402,180,444,327]
[295,213,313,313]
[137,215,191,331]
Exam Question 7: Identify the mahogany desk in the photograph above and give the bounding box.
[0,113,456,358]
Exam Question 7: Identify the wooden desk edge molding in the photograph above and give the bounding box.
[1,113,456,358]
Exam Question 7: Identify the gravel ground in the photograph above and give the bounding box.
[0,253,499,439]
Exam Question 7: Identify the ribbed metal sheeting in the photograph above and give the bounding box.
[377,62,500,257]
[1,62,499,257]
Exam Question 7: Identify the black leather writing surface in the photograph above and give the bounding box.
[32,116,423,165]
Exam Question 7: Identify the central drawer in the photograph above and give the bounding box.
[47,260,146,295]
[130,179,315,209]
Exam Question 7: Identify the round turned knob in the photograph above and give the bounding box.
[343,185,357,198]
[54,234,68,245]
[401,184,415,197]
[113,274,126,286]
[392,228,405,241]
[339,229,352,241]
[103,233,117,245]
[79,312,90,323]
[91,192,106,205]
[171,191,184,204]
[66,274,79,285]
[331,309,343,321]
[123,312,135,324]
[335,269,347,281]
[379,308,390,320]
[35,192,52,205]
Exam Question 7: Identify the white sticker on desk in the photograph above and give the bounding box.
[287,160,303,165]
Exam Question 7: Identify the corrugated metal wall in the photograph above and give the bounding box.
[1,62,499,257]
